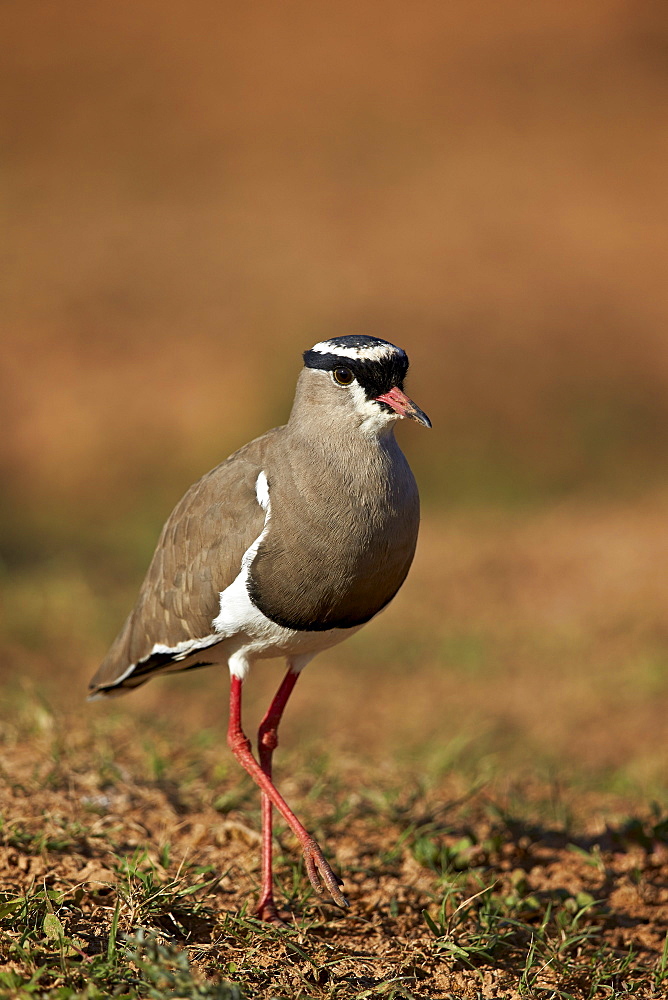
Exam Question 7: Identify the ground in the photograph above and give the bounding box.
[1,720,668,998]
[2,500,668,998]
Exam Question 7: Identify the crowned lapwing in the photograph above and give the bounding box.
[89,335,430,922]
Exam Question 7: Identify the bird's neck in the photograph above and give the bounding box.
[278,422,409,515]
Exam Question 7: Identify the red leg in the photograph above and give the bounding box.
[255,667,300,922]
[227,673,347,914]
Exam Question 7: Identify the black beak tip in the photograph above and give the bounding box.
[410,405,431,428]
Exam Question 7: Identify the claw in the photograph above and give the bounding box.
[301,837,349,908]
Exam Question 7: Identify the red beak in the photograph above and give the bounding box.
[375,386,431,428]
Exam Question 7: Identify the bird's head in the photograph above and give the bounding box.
[296,335,431,436]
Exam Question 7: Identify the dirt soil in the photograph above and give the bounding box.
[2,717,668,998]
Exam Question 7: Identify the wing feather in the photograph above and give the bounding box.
[89,431,279,694]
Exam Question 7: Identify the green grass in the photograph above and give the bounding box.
[1,715,668,999]
[4,497,668,997]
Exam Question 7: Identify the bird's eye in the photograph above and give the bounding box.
[332,367,354,386]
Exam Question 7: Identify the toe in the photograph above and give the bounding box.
[256,898,288,926]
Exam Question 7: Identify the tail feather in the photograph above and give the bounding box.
[88,640,221,699]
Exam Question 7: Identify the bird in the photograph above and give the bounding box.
[89,335,430,923]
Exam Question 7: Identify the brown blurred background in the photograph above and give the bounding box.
[2,1,668,787]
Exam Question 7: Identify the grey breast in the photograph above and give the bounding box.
[248,429,420,631]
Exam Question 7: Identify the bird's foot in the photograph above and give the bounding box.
[255,895,288,926]
[301,837,348,909]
